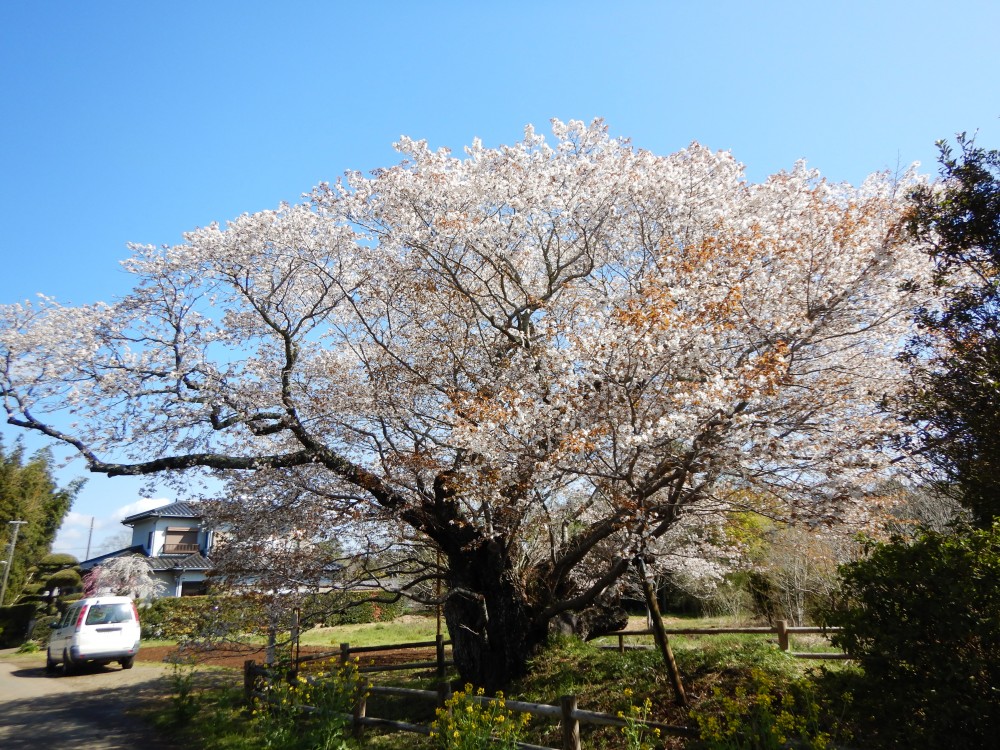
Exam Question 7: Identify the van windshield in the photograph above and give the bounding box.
[85,603,133,625]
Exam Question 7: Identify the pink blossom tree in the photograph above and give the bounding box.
[1,121,931,687]
[84,555,164,600]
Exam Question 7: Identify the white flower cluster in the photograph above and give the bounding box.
[0,119,934,609]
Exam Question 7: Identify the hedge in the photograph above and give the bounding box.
[140,592,407,640]
[0,603,38,647]
[29,615,59,642]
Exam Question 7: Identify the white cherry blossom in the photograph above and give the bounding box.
[0,120,932,688]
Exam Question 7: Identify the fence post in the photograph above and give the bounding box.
[352,682,368,740]
[776,620,789,652]
[266,626,276,666]
[244,660,256,705]
[560,694,581,750]
[340,642,351,666]
[436,633,446,678]
[437,679,452,708]
[618,633,624,655]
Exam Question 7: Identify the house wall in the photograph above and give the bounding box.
[151,569,210,597]
[128,518,211,556]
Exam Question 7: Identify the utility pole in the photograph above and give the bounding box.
[0,520,27,607]
[84,516,94,560]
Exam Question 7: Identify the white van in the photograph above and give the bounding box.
[46,595,141,674]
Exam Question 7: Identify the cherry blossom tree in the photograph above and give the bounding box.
[0,120,930,687]
[84,555,165,600]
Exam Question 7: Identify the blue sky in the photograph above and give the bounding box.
[2,1,998,556]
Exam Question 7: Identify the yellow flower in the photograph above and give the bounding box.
[624,687,633,697]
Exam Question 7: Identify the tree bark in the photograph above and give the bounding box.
[443,545,547,692]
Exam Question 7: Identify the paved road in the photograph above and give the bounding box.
[0,651,182,750]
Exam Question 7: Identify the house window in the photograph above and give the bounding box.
[180,581,207,596]
[163,527,199,554]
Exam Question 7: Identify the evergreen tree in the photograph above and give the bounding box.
[903,135,1000,527]
[0,439,81,604]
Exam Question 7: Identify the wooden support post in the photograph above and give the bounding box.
[560,694,581,750]
[266,626,276,666]
[436,633,446,679]
[618,633,624,654]
[352,683,368,740]
[340,642,351,666]
[437,679,452,708]
[244,660,256,705]
[636,556,688,706]
[776,620,789,651]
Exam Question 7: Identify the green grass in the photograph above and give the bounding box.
[299,614,443,649]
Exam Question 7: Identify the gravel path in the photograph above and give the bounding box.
[0,651,182,750]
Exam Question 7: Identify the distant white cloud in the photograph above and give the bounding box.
[112,497,172,522]
[52,497,172,559]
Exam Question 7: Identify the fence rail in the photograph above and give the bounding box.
[605,619,850,660]
[292,635,455,676]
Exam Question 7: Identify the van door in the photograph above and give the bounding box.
[50,604,83,656]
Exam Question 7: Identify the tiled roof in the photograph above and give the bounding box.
[80,545,146,569]
[146,552,213,571]
[121,501,203,524]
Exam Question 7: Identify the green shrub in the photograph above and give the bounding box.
[38,553,80,569]
[688,669,845,749]
[13,594,48,609]
[20,582,44,596]
[251,659,366,750]
[429,683,529,750]
[827,524,1000,747]
[140,596,235,640]
[0,603,38,647]
[138,592,407,641]
[45,568,82,591]
[313,592,406,626]
[29,614,59,641]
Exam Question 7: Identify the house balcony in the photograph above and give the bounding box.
[162,543,201,555]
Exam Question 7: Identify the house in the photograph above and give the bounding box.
[80,501,214,597]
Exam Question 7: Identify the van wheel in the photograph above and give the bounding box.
[120,657,134,670]
[45,650,57,674]
[59,651,74,676]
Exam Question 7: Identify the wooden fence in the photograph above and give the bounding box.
[244,637,698,750]
[605,619,849,660]
[295,635,453,676]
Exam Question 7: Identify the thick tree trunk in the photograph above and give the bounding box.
[548,595,628,641]
[443,546,548,692]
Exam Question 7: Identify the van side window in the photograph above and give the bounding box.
[61,607,79,628]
